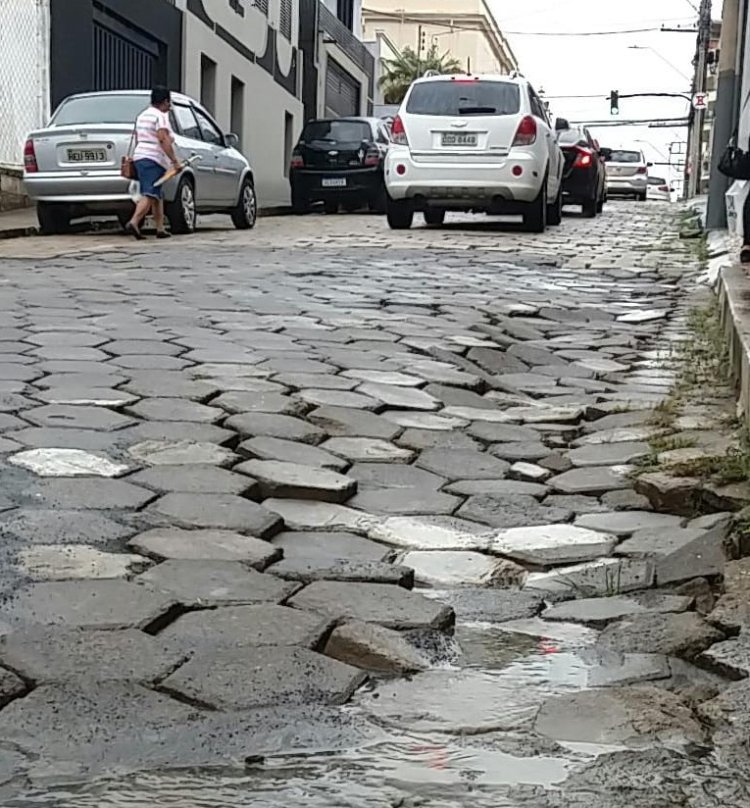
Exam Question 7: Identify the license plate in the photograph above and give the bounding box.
[442,133,478,147]
[67,148,107,163]
[322,178,347,188]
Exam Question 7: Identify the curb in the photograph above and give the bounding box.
[718,264,750,420]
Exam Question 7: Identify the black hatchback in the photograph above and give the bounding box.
[289,118,391,214]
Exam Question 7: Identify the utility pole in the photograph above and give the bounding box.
[707,0,742,227]
[686,0,713,199]
[416,24,423,78]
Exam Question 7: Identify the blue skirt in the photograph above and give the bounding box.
[134,158,167,199]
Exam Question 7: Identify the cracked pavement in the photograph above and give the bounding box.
[0,206,749,806]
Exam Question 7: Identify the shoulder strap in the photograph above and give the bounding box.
[729,89,750,144]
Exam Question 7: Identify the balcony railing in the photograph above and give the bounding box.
[318,2,373,76]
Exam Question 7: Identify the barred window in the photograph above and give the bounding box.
[254,0,269,14]
[280,0,292,39]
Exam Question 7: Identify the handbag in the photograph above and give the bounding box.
[719,93,750,180]
[120,129,136,180]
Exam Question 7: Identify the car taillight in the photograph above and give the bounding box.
[573,147,593,168]
[512,116,537,147]
[290,150,304,169]
[391,115,409,147]
[24,139,38,173]
[364,147,380,167]
[636,166,647,174]
[658,185,669,191]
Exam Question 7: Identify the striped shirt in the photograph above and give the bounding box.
[132,107,173,169]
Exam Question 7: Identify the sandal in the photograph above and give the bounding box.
[125,222,145,241]
[741,247,750,264]
[156,231,171,239]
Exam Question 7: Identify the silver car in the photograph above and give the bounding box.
[23,90,257,235]
[602,147,651,201]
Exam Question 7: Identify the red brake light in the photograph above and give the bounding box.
[573,147,593,169]
[391,115,409,147]
[512,116,537,147]
[636,166,647,174]
[364,147,380,167]
[290,151,304,169]
[659,185,669,191]
[24,139,38,173]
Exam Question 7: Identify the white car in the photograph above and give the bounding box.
[603,147,651,201]
[384,73,565,232]
[647,175,674,202]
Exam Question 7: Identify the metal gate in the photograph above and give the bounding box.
[325,58,360,118]
[92,16,159,92]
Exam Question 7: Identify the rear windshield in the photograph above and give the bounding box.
[51,94,148,126]
[649,176,667,185]
[609,150,642,163]
[559,130,587,146]
[302,120,371,143]
[406,80,521,116]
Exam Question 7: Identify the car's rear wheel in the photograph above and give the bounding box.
[596,196,605,213]
[166,177,196,234]
[522,180,547,233]
[37,202,72,236]
[369,183,387,214]
[324,200,338,214]
[231,177,257,230]
[582,195,597,218]
[386,197,414,230]
[547,186,563,226]
[637,192,647,202]
[424,209,446,227]
[291,187,310,215]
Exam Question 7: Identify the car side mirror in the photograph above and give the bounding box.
[225,133,240,149]
[554,117,570,132]
[600,147,612,161]
[647,161,653,167]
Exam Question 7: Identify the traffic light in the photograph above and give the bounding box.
[420,29,427,52]
[610,90,620,116]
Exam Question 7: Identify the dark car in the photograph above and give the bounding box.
[559,126,607,217]
[289,117,390,214]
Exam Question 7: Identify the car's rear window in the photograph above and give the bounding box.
[609,150,642,163]
[559,130,587,146]
[51,95,148,126]
[405,80,521,116]
[302,120,371,143]
[649,177,667,185]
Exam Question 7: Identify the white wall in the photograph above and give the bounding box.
[179,0,304,207]
[0,0,50,167]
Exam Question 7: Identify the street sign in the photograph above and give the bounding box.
[692,93,708,110]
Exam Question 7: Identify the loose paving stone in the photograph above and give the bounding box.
[699,634,750,679]
[633,472,703,516]
[399,550,526,588]
[288,580,454,630]
[466,422,541,443]
[128,464,255,495]
[0,666,26,706]
[490,524,617,566]
[441,405,514,423]
[1,580,176,630]
[445,478,548,498]
[297,389,379,410]
[348,486,460,516]
[467,346,529,374]
[524,558,655,595]
[145,493,282,536]
[542,494,609,514]
[212,391,308,417]
[22,478,154,510]
[0,509,132,547]
[322,437,414,463]
[574,426,663,446]
[458,494,572,529]
[568,441,651,468]
[274,373,358,391]
[124,421,233,445]
[543,592,694,627]
[16,545,149,581]
[534,686,703,747]
[369,514,490,551]
[137,559,298,607]
[128,528,280,568]
[342,369,423,386]
[490,442,550,462]
[263,499,379,533]
[586,653,672,688]
[125,398,223,423]
[423,588,543,623]
[709,558,750,631]
[356,382,440,411]
[233,459,356,503]
[396,428,480,451]
[308,406,401,440]
[268,558,413,586]
[160,604,332,650]
[8,426,123,451]
[601,488,652,511]
[0,628,186,684]
[416,448,510,479]
[349,462,445,490]
[33,387,138,407]
[102,340,184,356]
[575,510,683,537]
[597,612,724,658]
[616,523,729,584]
[502,405,582,424]
[22,404,134,431]
[225,412,326,444]
[380,410,469,430]
[508,343,567,367]
[161,645,366,710]
[509,461,553,482]
[237,436,349,472]
[8,447,129,478]
[548,466,630,495]
[271,530,390,562]
[324,621,429,674]
[128,440,237,467]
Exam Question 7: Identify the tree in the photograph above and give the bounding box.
[379,45,463,105]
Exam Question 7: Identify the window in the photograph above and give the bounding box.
[406,81,520,117]
[609,150,642,163]
[193,107,224,146]
[172,104,202,140]
[302,119,371,143]
[200,54,217,115]
[376,124,390,144]
[280,0,292,39]
[337,0,354,30]
[528,89,547,122]
[253,0,268,14]
[230,76,245,151]
[284,112,294,178]
[559,128,587,147]
[51,94,147,125]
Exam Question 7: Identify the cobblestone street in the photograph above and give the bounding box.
[0,205,748,807]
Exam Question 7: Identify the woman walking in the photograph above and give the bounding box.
[126,87,181,240]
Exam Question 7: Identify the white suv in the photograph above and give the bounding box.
[384,74,565,232]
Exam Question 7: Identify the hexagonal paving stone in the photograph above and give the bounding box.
[22,405,134,431]
[124,421,233,444]
[288,581,454,630]
[321,437,414,463]
[33,388,138,407]
[349,463,446,490]
[0,665,26,706]
[21,478,155,510]
[548,467,630,495]
[233,459,356,503]
[0,508,133,547]
[225,413,326,444]
[145,493,282,536]
[297,389,380,410]
[396,429,481,452]
[308,406,401,440]
[128,528,280,568]
[342,369,423,386]
[271,530,391,563]
[0,628,186,684]
[102,340,184,356]
[161,646,366,710]
[237,436,349,472]
[122,373,219,400]
[356,383,440,411]
[125,398,224,423]
[568,442,652,468]
[369,515,490,551]
[128,440,238,467]
[416,449,510,480]
[212,391,308,416]
[16,545,148,581]
[489,524,618,566]
[127,464,255,495]
[160,604,332,650]
[108,355,191,371]
[137,560,299,607]
[9,448,129,478]
[0,580,176,630]
[348,487,460,516]
[263,499,379,533]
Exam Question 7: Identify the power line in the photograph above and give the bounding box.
[504,27,671,36]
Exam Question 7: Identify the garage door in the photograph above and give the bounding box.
[325,58,361,118]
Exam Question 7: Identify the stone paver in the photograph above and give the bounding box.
[22,404,134,431]
[9,448,129,478]
[490,524,617,566]
[128,440,238,467]
[237,435,349,471]
[458,494,572,529]
[399,550,525,588]
[234,459,356,502]
[324,621,429,674]
[145,493,282,536]
[128,464,255,495]
[542,592,694,627]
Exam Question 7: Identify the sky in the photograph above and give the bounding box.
[491,0,723,186]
